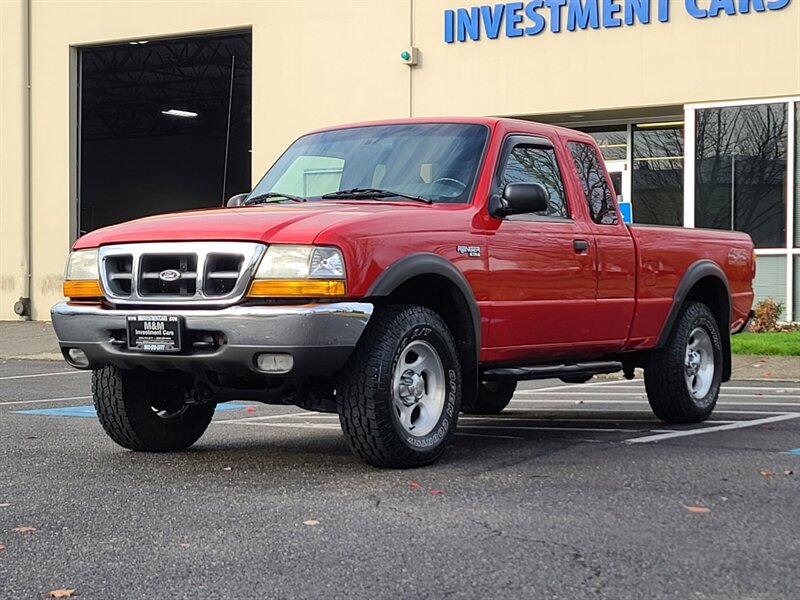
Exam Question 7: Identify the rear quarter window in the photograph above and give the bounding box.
[567,141,619,226]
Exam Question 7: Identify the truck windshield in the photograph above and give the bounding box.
[248,123,488,204]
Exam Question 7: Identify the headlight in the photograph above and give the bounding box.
[65,249,99,280]
[63,249,103,299]
[248,245,346,297]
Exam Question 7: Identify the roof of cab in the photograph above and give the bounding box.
[308,116,595,143]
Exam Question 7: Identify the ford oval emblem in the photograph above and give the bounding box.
[159,269,181,282]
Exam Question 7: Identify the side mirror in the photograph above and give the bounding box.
[490,182,548,218]
[226,193,249,207]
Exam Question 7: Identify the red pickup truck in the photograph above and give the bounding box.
[52,117,755,468]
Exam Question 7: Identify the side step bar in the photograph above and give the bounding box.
[481,361,622,382]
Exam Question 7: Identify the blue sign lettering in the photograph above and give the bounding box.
[443,0,792,42]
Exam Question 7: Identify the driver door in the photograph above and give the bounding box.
[486,135,597,362]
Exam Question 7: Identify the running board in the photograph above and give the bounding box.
[481,361,623,382]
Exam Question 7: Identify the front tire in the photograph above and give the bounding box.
[92,366,215,452]
[644,301,723,423]
[337,305,461,468]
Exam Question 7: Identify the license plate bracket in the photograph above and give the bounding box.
[126,315,182,353]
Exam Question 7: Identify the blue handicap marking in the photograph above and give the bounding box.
[784,448,800,456]
[15,403,250,418]
[618,202,633,224]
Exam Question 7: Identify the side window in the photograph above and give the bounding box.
[567,141,619,225]
[499,145,569,218]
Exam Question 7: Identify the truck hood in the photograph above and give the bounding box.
[73,201,439,249]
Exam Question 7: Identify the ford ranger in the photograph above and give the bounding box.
[52,118,756,468]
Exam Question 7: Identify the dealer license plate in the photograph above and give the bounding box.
[126,315,182,353]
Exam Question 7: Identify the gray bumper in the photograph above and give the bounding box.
[50,301,373,376]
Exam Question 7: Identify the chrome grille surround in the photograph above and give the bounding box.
[98,241,266,306]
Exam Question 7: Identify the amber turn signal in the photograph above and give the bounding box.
[247,279,346,298]
[63,280,104,299]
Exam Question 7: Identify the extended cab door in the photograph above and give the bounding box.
[561,135,636,350]
[486,134,597,362]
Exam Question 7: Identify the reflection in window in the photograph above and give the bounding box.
[500,145,569,218]
[695,104,788,248]
[568,142,618,225]
[632,124,684,226]
[580,125,627,161]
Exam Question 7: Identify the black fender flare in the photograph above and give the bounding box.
[656,259,732,381]
[366,253,481,365]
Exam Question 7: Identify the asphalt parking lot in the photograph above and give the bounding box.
[1,359,799,599]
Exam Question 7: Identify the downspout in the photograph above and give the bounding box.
[22,0,32,319]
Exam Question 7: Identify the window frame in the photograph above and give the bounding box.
[491,134,573,223]
[566,140,620,227]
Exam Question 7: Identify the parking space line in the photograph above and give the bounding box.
[231,422,341,430]
[624,413,800,444]
[520,379,640,393]
[213,411,318,423]
[510,398,800,407]
[0,371,88,381]
[516,391,799,399]
[0,395,92,406]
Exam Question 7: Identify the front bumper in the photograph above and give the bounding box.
[51,301,373,376]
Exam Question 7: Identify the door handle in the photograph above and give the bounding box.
[573,239,589,252]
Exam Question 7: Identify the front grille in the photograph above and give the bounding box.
[99,242,266,306]
[139,254,198,297]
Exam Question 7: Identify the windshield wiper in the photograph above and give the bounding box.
[321,188,432,204]
[244,192,307,205]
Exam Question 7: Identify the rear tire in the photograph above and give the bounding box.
[462,380,516,415]
[92,366,215,452]
[644,301,722,423]
[337,305,461,468]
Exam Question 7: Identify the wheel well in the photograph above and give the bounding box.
[686,276,730,333]
[685,275,732,381]
[372,274,477,377]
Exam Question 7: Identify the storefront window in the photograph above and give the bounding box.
[632,124,684,226]
[581,126,627,161]
[695,103,788,248]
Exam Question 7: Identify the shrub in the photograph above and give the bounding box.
[748,297,784,333]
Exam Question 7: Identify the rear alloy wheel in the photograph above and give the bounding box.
[337,305,461,468]
[93,366,215,452]
[644,301,723,423]
[462,380,517,415]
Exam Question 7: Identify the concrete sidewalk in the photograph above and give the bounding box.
[0,320,797,382]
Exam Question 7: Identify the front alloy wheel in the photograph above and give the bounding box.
[337,305,461,468]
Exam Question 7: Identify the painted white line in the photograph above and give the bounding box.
[510,398,800,407]
[518,379,639,393]
[516,390,799,399]
[719,386,800,392]
[233,422,341,430]
[213,411,317,423]
[0,371,88,381]
[0,395,92,406]
[459,425,642,433]
[624,413,800,444]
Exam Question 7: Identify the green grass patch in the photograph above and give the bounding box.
[730,330,800,356]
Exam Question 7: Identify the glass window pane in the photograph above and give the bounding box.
[500,146,569,218]
[568,142,618,225]
[632,125,684,226]
[753,255,787,308]
[578,126,627,161]
[695,103,788,248]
